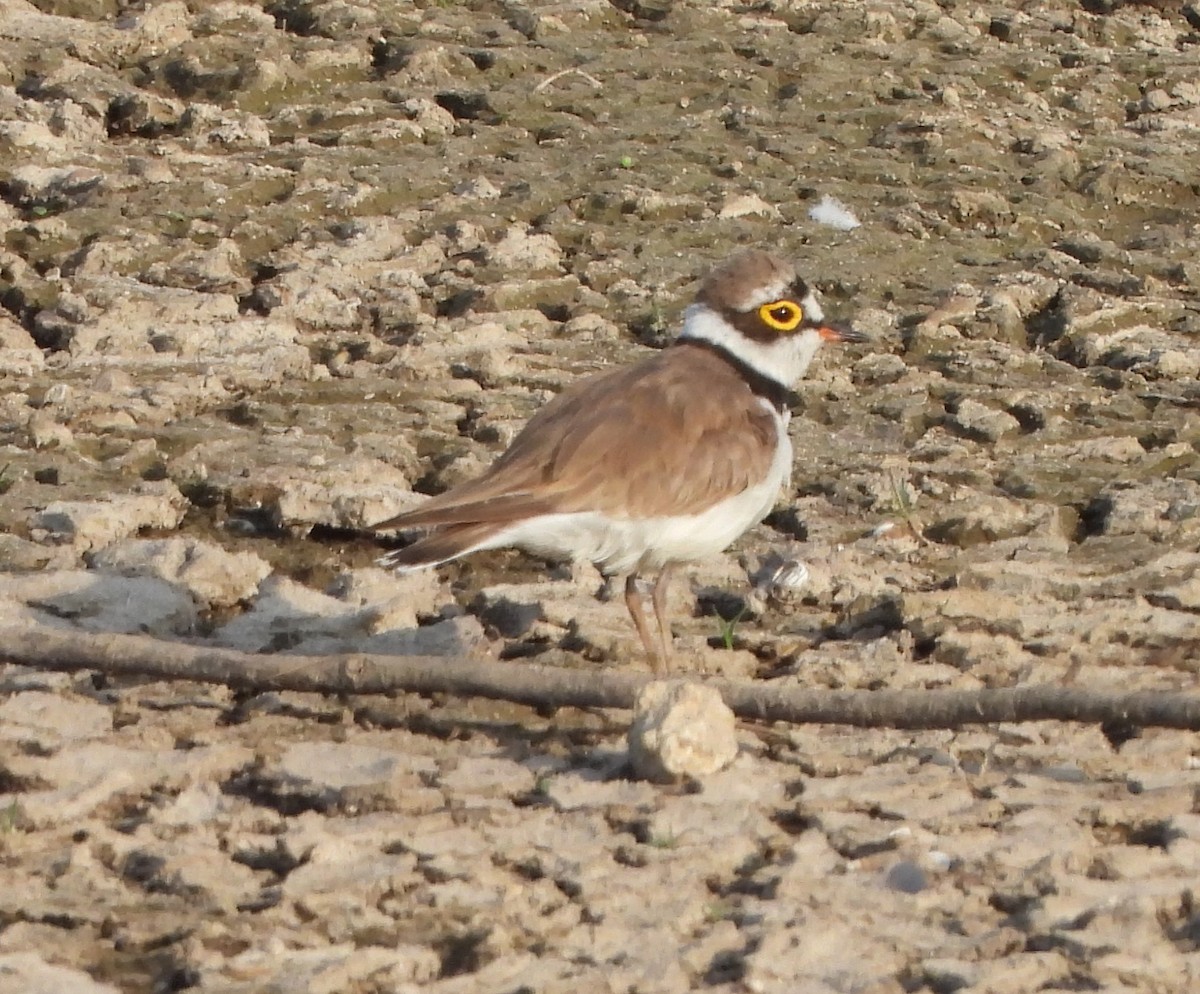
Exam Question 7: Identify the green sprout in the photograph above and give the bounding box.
[649,831,679,849]
[715,607,747,651]
[886,473,927,545]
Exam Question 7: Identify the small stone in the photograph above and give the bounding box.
[948,399,1021,443]
[452,176,501,200]
[884,859,929,893]
[487,224,563,274]
[26,412,73,450]
[853,352,908,386]
[988,17,1013,42]
[718,192,779,220]
[1140,88,1172,114]
[628,680,739,782]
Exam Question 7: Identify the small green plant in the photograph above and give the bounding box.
[704,900,736,923]
[0,799,22,833]
[0,463,15,496]
[885,473,927,544]
[649,831,679,850]
[715,607,746,650]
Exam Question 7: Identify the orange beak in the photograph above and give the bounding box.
[817,322,869,344]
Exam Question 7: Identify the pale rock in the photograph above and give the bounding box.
[324,567,444,630]
[210,575,361,651]
[399,96,457,136]
[4,741,253,827]
[0,691,111,746]
[929,495,1072,547]
[0,572,197,635]
[213,943,439,994]
[0,953,120,994]
[3,164,103,206]
[1094,479,1200,538]
[1137,347,1200,380]
[142,237,249,294]
[902,586,1034,642]
[948,398,1021,442]
[212,575,489,656]
[154,782,229,827]
[560,312,621,341]
[33,276,251,356]
[30,481,187,552]
[256,456,414,532]
[718,191,780,219]
[360,614,491,657]
[192,1,276,34]
[488,224,564,274]
[111,832,260,913]
[437,754,538,797]
[453,175,501,200]
[89,536,271,609]
[1038,435,1147,464]
[852,351,908,385]
[125,0,193,51]
[274,741,434,802]
[182,103,271,149]
[25,411,73,450]
[270,215,424,284]
[0,311,43,373]
[628,680,739,782]
[0,119,68,158]
[394,45,478,85]
[619,185,704,221]
[931,630,1031,674]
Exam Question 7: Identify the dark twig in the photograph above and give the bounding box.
[3,627,1199,731]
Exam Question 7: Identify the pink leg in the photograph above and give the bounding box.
[625,574,665,674]
[650,564,676,671]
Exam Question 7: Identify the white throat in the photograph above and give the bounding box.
[678,303,826,387]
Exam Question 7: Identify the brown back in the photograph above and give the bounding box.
[374,343,780,530]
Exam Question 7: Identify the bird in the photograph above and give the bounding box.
[373,248,867,671]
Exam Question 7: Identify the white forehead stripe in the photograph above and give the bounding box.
[801,291,824,323]
[739,278,793,311]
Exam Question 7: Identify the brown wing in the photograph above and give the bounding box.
[373,345,779,530]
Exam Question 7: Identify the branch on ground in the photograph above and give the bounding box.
[3,627,1199,731]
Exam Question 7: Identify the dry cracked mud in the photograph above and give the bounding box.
[2,0,1200,991]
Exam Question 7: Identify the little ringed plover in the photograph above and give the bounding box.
[374,248,867,670]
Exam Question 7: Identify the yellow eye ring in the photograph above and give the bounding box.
[758,300,803,332]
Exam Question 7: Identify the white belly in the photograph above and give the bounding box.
[480,411,792,575]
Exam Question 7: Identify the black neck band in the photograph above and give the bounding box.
[678,339,798,414]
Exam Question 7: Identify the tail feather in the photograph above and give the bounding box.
[376,521,507,571]
[372,492,557,531]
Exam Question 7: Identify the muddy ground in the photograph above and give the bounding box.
[2,0,1200,991]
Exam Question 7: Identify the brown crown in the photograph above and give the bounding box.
[695,249,798,314]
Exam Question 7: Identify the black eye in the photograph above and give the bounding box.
[771,306,791,322]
